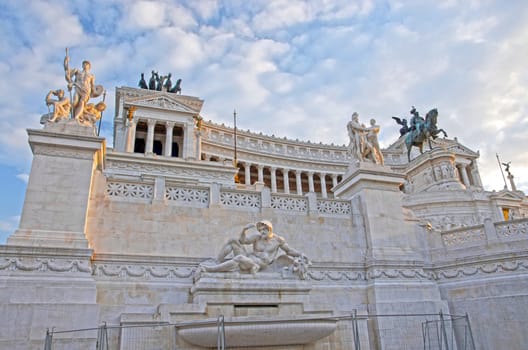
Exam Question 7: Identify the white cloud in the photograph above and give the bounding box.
[126,1,168,29]
[252,0,311,32]
[0,0,527,205]
[187,0,219,21]
[454,16,498,43]
[16,173,29,183]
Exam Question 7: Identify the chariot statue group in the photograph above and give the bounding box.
[138,71,182,94]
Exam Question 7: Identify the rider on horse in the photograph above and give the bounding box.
[409,106,425,135]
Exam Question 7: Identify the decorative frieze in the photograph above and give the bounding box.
[496,220,528,238]
[366,268,434,280]
[434,260,528,280]
[0,257,92,274]
[32,144,96,159]
[93,263,195,280]
[306,270,365,281]
[441,226,486,246]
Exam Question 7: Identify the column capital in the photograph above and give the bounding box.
[147,118,157,127]
[165,120,175,128]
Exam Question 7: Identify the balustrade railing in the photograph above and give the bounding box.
[105,179,352,217]
[441,218,528,248]
[271,194,308,213]
[106,181,154,201]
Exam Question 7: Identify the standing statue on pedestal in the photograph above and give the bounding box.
[365,118,384,165]
[199,220,310,279]
[63,48,105,126]
[502,161,518,192]
[347,112,383,165]
[347,112,367,160]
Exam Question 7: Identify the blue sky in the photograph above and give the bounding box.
[0,0,527,242]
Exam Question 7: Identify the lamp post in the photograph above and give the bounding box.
[233,109,239,183]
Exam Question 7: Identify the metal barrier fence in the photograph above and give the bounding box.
[44,317,226,350]
[44,311,473,350]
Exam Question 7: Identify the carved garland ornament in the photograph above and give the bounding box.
[92,264,194,280]
[0,257,92,273]
[434,260,528,280]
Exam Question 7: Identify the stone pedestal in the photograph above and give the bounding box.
[334,162,447,349]
[334,162,416,260]
[8,121,105,249]
[0,245,100,350]
[2,121,103,349]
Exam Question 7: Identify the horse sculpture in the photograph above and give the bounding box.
[405,108,448,161]
[170,79,182,94]
[148,71,158,90]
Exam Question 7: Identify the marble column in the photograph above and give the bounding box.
[270,167,277,193]
[460,164,470,187]
[320,173,327,198]
[125,117,137,153]
[308,172,315,193]
[470,162,483,187]
[282,168,290,194]
[164,121,175,157]
[332,174,338,188]
[245,162,252,185]
[195,129,202,161]
[257,165,264,183]
[145,119,156,155]
[295,170,303,195]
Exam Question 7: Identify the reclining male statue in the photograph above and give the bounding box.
[199,220,310,278]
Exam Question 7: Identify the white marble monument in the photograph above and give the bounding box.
[1,54,528,349]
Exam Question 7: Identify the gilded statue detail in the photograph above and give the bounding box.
[45,89,71,122]
[63,48,106,125]
[42,48,106,127]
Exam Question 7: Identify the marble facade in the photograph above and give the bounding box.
[1,86,527,349]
